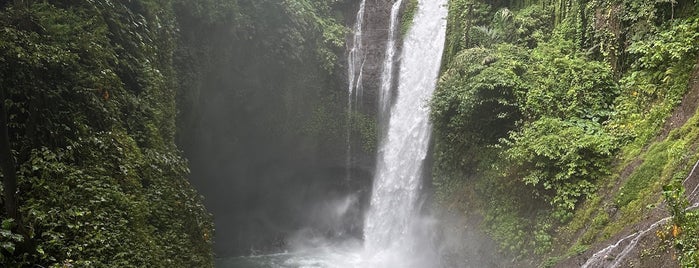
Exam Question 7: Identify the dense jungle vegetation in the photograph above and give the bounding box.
[432,0,699,266]
[0,0,348,266]
[2,0,699,267]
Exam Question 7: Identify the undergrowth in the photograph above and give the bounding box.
[434,0,699,266]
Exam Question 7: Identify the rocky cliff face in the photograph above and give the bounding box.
[357,0,393,113]
[345,0,395,180]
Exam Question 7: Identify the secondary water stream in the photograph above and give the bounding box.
[345,0,367,181]
[582,159,699,268]
[378,0,403,123]
[217,1,448,267]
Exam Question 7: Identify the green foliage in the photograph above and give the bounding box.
[400,0,419,36]
[434,0,699,263]
[556,96,699,266]
[523,39,618,122]
[350,112,378,153]
[302,93,346,146]
[0,219,24,263]
[280,0,348,72]
[478,166,555,258]
[174,0,346,72]
[432,44,526,168]
[663,181,699,266]
[0,1,213,266]
[445,1,557,50]
[541,243,589,268]
[511,5,553,48]
[479,169,532,257]
[174,0,349,157]
[615,142,671,206]
[628,18,698,70]
[468,7,552,47]
[504,118,617,218]
[442,0,493,66]
[433,35,618,219]
[620,0,693,41]
[485,205,529,255]
[533,221,554,255]
[611,18,699,147]
[173,0,241,25]
[602,111,699,232]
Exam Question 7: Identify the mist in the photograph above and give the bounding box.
[175,0,486,266]
[174,0,373,257]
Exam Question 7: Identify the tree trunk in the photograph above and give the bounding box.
[0,87,18,220]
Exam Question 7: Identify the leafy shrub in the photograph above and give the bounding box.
[512,5,553,48]
[504,117,617,220]
[432,44,527,168]
[0,1,213,266]
[436,0,699,264]
[663,181,699,266]
[611,18,699,145]
[522,39,619,122]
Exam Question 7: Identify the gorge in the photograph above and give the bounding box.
[1,0,699,267]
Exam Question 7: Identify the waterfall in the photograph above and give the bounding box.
[218,2,449,267]
[364,0,448,256]
[346,0,367,181]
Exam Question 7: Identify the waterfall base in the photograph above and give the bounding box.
[215,227,441,268]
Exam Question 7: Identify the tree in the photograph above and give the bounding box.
[0,87,17,220]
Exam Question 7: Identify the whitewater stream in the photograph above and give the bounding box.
[217,0,448,267]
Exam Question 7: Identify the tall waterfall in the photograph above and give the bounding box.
[364,0,448,256]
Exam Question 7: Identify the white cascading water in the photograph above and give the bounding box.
[364,0,448,259]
